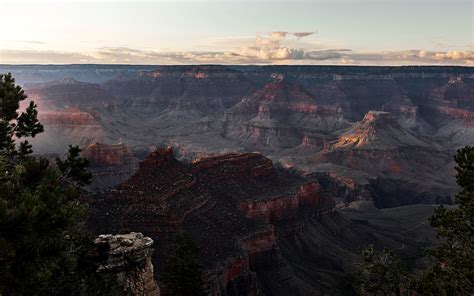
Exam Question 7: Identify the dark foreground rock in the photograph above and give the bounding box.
[94,232,160,296]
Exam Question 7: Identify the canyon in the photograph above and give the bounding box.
[9,65,470,207]
[87,147,435,295]
[1,64,473,294]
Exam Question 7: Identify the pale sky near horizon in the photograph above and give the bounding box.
[0,0,473,65]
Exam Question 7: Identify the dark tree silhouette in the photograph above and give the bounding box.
[420,146,474,295]
[0,73,114,295]
[354,146,474,296]
[162,233,204,296]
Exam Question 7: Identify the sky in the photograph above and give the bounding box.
[0,0,473,65]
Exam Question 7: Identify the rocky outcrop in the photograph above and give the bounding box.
[310,171,374,206]
[94,232,160,296]
[431,105,474,125]
[225,79,350,150]
[380,96,434,133]
[333,110,432,150]
[81,142,138,191]
[82,142,136,167]
[139,146,176,169]
[431,76,474,109]
[313,110,455,207]
[240,182,334,221]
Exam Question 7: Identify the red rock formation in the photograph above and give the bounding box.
[300,132,331,150]
[89,147,336,295]
[39,108,100,126]
[239,182,332,221]
[239,228,278,270]
[226,79,350,149]
[139,146,175,169]
[433,106,474,125]
[333,111,431,149]
[431,76,474,109]
[82,142,135,166]
[192,152,273,180]
[382,97,418,119]
[195,72,207,79]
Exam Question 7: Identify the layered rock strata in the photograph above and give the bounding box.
[94,232,160,296]
[81,142,138,191]
[88,147,335,295]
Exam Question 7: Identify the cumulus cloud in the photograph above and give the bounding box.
[236,31,317,61]
[0,32,472,66]
[433,50,474,61]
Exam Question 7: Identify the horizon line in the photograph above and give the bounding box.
[1,63,473,68]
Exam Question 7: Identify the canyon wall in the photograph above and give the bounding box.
[88,147,339,295]
[81,142,139,191]
[10,64,473,208]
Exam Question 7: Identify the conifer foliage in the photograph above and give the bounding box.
[162,233,204,296]
[0,73,97,294]
[421,146,474,295]
[354,146,474,295]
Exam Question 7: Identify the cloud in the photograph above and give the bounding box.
[266,31,316,40]
[0,49,97,64]
[0,32,472,66]
[4,40,47,45]
[14,40,47,45]
[433,50,474,61]
[237,31,317,61]
[269,31,288,39]
[293,32,316,39]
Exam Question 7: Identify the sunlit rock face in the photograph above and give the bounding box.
[88,147,335,295]
[333,110,431,150]
[315,110,454,207]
